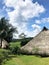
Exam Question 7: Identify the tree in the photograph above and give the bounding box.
[0,30,7,47]
[19,33,26,39]
[0,17,17,48]
[5,26,18,42]
[0,17,8,48]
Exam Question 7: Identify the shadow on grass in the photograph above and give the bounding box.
[19,52,49,58]
[3,54,18,65]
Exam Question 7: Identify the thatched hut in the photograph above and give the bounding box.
[20,27,49,56]
[0,39,9,49]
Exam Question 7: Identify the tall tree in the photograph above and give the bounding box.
[5,26,17,42]
[0,17,17,48]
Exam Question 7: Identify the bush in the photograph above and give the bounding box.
[0,53,3,65]
[10,44,20,54]
[0,49,11,65]
[9,42,21,54]
[20,38,32,46]
[10,46,20,54]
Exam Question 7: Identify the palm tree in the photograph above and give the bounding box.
[0,17,8,48]
[5,26,18,42]
[0,17,18,48]
[0,30,7,47]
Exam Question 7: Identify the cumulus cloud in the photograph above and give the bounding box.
[42,17,49,23]
[4,0,45,38]
[35,17,49,24]
[23,24,41,37]
[32,24,41,29]
[4,0,45,19]
[31,24,41,36]
[35,20,41,24]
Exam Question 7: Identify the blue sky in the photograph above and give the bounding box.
[0,0,49,38]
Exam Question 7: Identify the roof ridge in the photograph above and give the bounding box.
[42,26,48,31]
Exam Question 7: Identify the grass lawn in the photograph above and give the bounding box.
[1,41,49,65]
[10,41,21,48]
[3,55,49,65]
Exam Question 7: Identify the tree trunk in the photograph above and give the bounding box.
[0,38,3,48]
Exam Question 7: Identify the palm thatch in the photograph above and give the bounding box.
[20,27,49,56]
[0,39,9,49]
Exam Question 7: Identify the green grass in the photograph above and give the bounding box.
[10,41,21,48]
[1,41,49,65]
[3,55,49,65]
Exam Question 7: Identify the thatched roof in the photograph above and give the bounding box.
[42,26,48,31]
[20,27,49,56]
[0,39,9,49]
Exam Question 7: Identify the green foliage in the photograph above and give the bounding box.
[0,52,3,65]
[19,33,26,39]
[10,42,21,54]
[10,42,21,48]
[21,38,33,46]
[0,17,17,43]
[0,49,11,65]
[10,46,20,54]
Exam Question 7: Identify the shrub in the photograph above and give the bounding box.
[11,46,20,54]
[9,42,21,54]
[0,53,3,65]
[20,38,32,46]
[10,44,20,54]
[0,49,11,65]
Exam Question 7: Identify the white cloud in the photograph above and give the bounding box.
[42,17,49,23]
[31,24,41,36]
[32,24,41,29]
[35,20,41,24]
[24,24,41,37]
[4,0,45,38]
[4,0,45,19]
[21,2,45,19]
[35,17,49,24]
